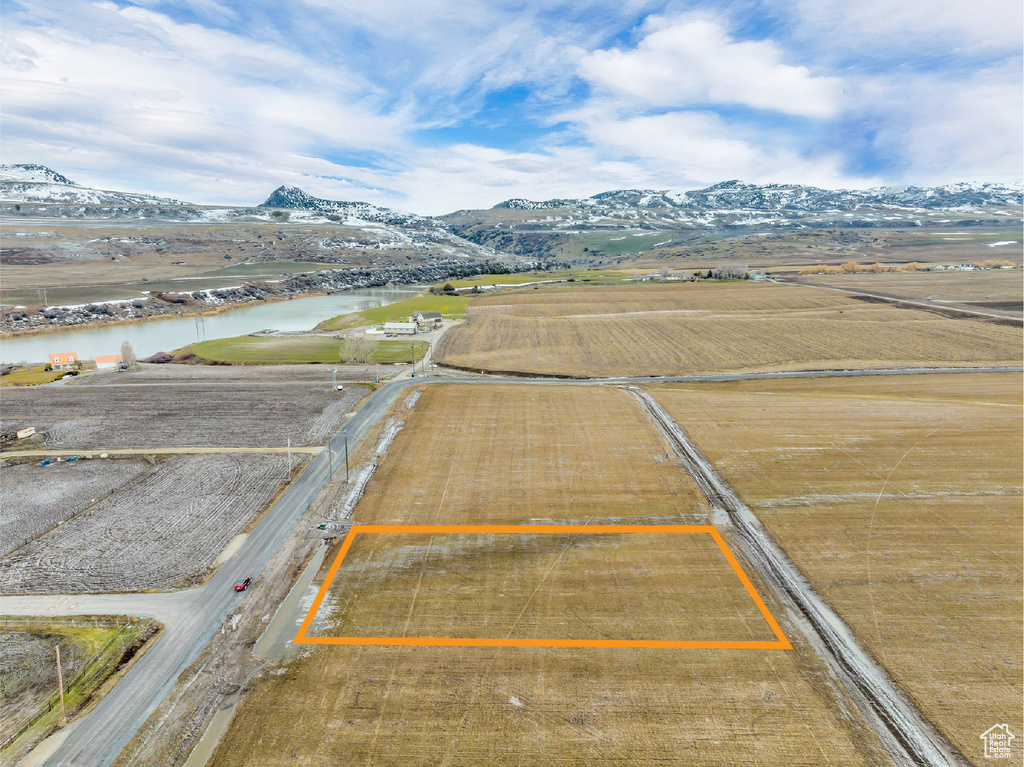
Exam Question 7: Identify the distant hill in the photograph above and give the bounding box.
[260,185,429,227]
[492,180,1024,213]
[0,163,183,206]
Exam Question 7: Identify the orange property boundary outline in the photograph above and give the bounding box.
[294,525,792,650]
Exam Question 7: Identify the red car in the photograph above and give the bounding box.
[233,576,252,592]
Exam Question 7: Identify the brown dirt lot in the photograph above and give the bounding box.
[0,453,301,593]
[0,383,367,448]
[210,384,889,766]
[649,373,1024,764]
[434,282,1023,377]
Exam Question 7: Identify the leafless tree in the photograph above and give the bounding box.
[711,265,748,280]
[339,335,378,363]
[120,341,137,369]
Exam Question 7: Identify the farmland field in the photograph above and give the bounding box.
[210,384,888,766]
[301,529,781,644]
[351,384,709,524]
[0,382,367,448]
[0,459,150,557]
[0,453,301,593]
[185,336,426,365]
[792,268,1023,318]
[434,282,1023,377]
[649,373,1024,763]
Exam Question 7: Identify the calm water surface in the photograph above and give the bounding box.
[0,286,422,364]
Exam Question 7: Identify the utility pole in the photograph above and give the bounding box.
[56,646,67,726]
[328,441,333,480]
[287,438,291,469]
[331,367,338,391]
[344,432,349,482]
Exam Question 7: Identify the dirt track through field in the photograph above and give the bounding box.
[627,387,967,767]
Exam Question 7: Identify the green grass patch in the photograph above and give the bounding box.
[318,294,471,331]
[370,340,428,363]
[0,617,159,764]
[0,366,76,387]
[571,232,673,255]
[186,335,426,365]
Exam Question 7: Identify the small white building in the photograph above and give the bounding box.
[95,354,123,370]
[382,322,417,336]
[16,426,35,440]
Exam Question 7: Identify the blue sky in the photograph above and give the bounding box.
[1,0,1021,213]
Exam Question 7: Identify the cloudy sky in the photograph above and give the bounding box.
[2,0,1021,213]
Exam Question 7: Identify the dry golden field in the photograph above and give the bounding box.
[651,373,1023,764]
[303,530,779,643]
[352,384,708,525]
[434,282,1022,377]
[211,384,888,766]
[793,268,1023,318]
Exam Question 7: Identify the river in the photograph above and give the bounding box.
[0,285,422,364]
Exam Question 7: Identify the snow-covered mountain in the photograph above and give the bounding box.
[0,163,183,206]
[260,185,429,227]
[0,163,77,185]
[494,180,1024,213]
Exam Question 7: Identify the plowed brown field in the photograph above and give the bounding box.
[434,282,1022,377]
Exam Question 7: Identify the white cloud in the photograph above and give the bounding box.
[579,13,843,118]
[0,1,1018,216]
[861,62,1024,184]
[0,2,408,201]
[785,0,1022,57]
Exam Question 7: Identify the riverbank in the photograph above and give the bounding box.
[0,291,307,340]
[1,259,526,337]
[0,286,425,365]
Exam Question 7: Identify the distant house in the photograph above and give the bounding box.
[16,427,35,440]
[95,354,123,371]
[382,322,417,336]
[410,311,443,326]
[49,352,78,370]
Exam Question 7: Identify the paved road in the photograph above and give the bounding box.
[5,364,1021,766]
